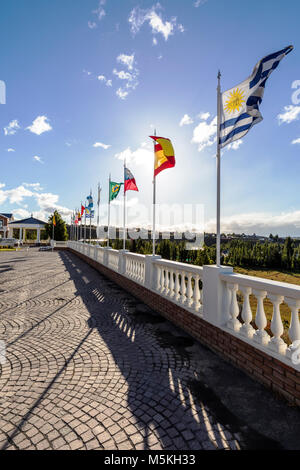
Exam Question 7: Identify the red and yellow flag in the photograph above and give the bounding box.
[150,136,175,177]
[53,215,56,226]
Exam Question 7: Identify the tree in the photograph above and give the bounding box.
[44,211,68,241]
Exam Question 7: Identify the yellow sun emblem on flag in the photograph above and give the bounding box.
[224,88,245,114]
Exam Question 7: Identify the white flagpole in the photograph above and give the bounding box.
[152,129,157,256]
[107,174,111,248]
[216,70,222,267]
[97,183,101,241]
[123,158,126,250]
[80,202,82,241]
[89,189,92,244]
[84,200,87,242]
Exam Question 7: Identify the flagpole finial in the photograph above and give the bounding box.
[217,70,221,80]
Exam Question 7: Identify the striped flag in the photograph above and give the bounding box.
[219,45,293,149]
[150,136,175,177]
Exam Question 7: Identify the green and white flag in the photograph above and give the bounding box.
[109,181,123,201]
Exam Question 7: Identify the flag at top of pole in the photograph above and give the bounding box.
[215,46,293,267]
[124,167,139,192]
[219,45,293,149]
[150,136,175,177]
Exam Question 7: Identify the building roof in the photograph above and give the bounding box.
[0,213,13,219]
[9,216,46,226]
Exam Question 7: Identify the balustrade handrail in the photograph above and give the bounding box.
[124,252,146,261]
[153,257,203,276]
[220,272,300,299]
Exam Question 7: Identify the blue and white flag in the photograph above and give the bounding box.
[219,45,293,149]
[87,194,93,209]
[85,210,94,219]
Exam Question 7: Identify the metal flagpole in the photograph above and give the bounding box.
[89,190,92,244]
[123,158,126,250]
[107,174,111,248]
[80,202,82,241]
[216,71,222,267]
[152,129,157,256]
[84,200,87,242]
[97,183,101,242]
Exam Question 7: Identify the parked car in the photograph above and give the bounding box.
[0,238,20,248]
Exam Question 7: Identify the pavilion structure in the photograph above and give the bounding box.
[8,216,47,243]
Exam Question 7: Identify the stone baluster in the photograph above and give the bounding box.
[156,265,162,292]
[252,290,269,345]
[268,294,286,354]
[227,283,241,331]
[286,298,300,345]
[164,269,169,296]
[160,269,165,294]
[180,273,187,305]
[192,275,201,312]
[286,298,300,359]
[186,273,193,308]
[240,286,255,338]
[169,270,175,298]
[174,271,180,302]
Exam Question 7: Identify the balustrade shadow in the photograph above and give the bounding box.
[59,250,290,451]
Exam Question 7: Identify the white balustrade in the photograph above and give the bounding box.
[108,250,120,272]
[67,241,300,370]
[221,273,300,363]
[153,259,203,315]
[124,253,145,284]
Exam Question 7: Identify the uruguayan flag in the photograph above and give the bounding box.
[219,45,293,149]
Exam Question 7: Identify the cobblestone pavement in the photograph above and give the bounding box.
[0,249,299,450]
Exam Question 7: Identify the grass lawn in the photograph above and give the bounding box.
[0,248,20,252]
[233,267,299,344]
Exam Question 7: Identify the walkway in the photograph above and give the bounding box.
[0,249,299,450]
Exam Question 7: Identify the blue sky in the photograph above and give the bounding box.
[1,0,300,235]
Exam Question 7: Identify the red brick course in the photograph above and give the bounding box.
[68,248,300,407]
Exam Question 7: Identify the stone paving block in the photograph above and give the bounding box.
[0,249,298,451]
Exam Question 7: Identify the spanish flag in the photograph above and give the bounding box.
[53,215,56,226]
[150,136,175,177]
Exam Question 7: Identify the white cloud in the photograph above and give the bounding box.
[115,145,152,166]
[93,0,106,21]
[277,105,300,124]
[113,69,133,81]
[33,156,44,164]
[27,116,52,135]
[114,53,139,99]
[97,75,113,87]
[205,210,300,237]
[227,139,243,151]
[194,0,207,6]
[7,148,15,152]
[191,115,217,152]
[0,183,72,222]
[198,112,210,120]
[93,142,111,149]
[177,24,185,33]
[22,183,43,191]
[179,114,194,127]
[4,120,20,136]
[116,88,129,100]
[88,21,97,29]
[292,137,300,144]
[129,4,181,42]
[117,53,135,71]
[153,37,158,46]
